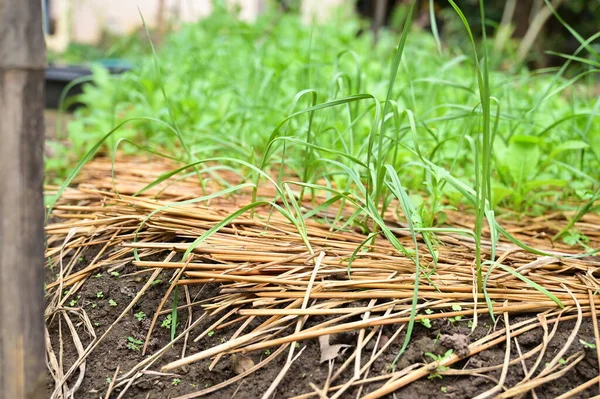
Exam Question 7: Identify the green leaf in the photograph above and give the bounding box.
[589,129,600,160]
[506,136,540,185]
[522,179,567,192]
[491,184,513,208]
[549,140,589,159]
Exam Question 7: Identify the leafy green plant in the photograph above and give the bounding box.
[449,304,463,323]
[419,318,432,329]
[126,336,143,351]
[161,314,173,329]
[134,311,147,321]
[425,349,454,379]
[96,291,104,298]
[108,299,117,307]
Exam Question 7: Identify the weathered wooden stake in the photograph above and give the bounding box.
[0,1,47,398]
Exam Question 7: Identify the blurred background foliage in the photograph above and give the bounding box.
[49,0,600,72]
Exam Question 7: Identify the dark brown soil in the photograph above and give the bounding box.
[45,248,600,399]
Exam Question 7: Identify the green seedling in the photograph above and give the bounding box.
[419,318,432,329]
[134,311,146,321]
[126,336,143,351]
[110,271,120,277]
[108,299,117,307]
[172,378,181,386]
[579,339,597,349]
[449,304,463,323]
[161,314,173,329]
[425,349,453,379]
[96,291,104,298]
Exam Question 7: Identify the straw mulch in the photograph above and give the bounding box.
[45,156,600,399]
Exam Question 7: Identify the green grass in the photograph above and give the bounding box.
[47,1,599,363]
[50,4,599,215]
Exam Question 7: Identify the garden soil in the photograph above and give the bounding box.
[45,250,599,398]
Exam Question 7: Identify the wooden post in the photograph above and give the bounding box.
[0,1,47,398]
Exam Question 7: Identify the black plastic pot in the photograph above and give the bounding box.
[45,63,131,110]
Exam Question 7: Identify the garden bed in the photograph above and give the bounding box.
[45,156,600,398]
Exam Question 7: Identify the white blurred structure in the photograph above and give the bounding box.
[44,0,348,53]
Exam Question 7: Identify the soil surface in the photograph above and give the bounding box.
[46,248,600,399]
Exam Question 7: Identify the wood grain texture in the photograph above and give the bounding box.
[0,1,46,398]
[0,0,46,68]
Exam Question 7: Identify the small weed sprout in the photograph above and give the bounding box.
[449,304,463,323]
[126,336,143,351]
[110,271,120,277]
[425,349,453,379]
[264,349,271,355]
[207,330,215,337]
[108,299,117,307]
[96,291,104,298]
[134,311,147,321]
[579,339,597,349]
[420,318,432,328]
[172,378,181,386]
[69,299,77,307]
[161,314,173,329]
